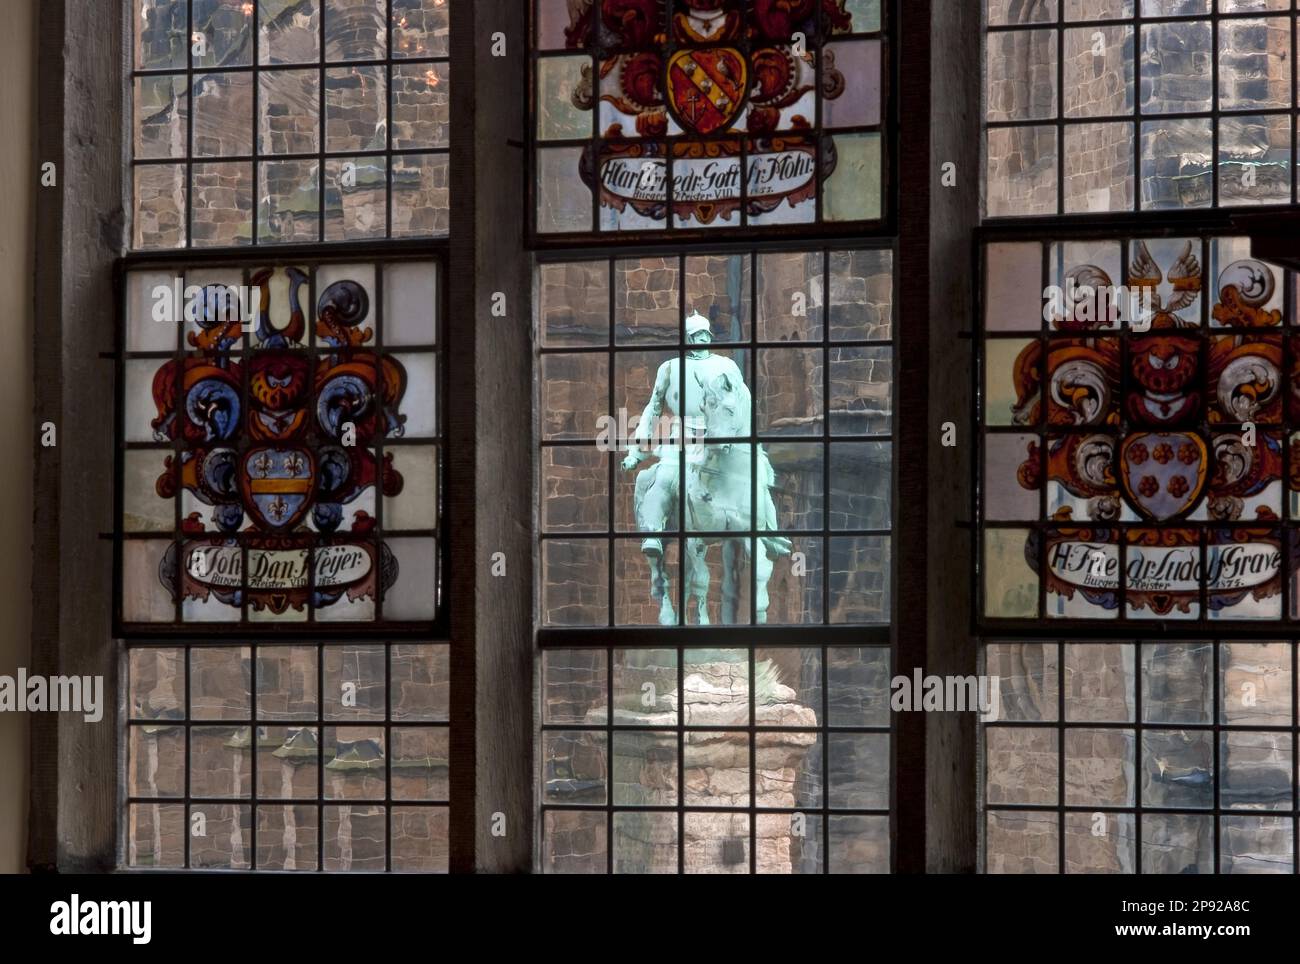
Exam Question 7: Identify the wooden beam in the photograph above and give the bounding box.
[925,0,981,873]
[894,0,932,875]
[456,0,533,872]
[29,0,122,872]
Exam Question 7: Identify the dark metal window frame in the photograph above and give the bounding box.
[105,0,484,877]
[129,0,451,248]
[524,0,897,248]
[983,2,1300,220]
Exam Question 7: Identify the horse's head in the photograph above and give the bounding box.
[694,369,749,452]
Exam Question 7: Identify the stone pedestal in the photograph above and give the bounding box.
[586,659,818,873]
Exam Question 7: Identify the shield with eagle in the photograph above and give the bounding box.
[240,447,317,530]
[666,47,748,135]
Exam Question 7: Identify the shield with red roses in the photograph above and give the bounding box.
[1119,432,1208,521]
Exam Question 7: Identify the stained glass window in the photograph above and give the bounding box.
[536,246,895,873]
[118,257,443,631]
[125,642,450,870]
[531,1,886,237]
[978,233,1300,873]
[979,234,1300,872]
[979,235,1300,623]
[984,1,1299,216]
[131,0,450,248]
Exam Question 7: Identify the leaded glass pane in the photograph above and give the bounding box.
[980,235,1299,623]
[538,247,893,627]
[531,1,887,236]
[131,0,450,248]
[985,2,1299,216]
[119,258,442,631]
[124,642,450,870]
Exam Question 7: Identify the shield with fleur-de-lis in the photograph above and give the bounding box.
[1119,432,1208,522]
[240,446,317,530]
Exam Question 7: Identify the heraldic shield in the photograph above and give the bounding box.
[665,47,749,135]
[1119,432,1208,522]
[240,447,318,531]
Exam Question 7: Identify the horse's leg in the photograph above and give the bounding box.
[648,549,664,598]
[686,538,710,625]
[756,448,792,557]
[754,540,774,624]
[645,546,675,625]
[655,550,676,626]
[637,467,673,557]
[720,539,741,625]
[655,556,676,631]
[635,463,678,624]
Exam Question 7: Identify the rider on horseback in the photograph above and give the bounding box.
[620,310,791,561]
